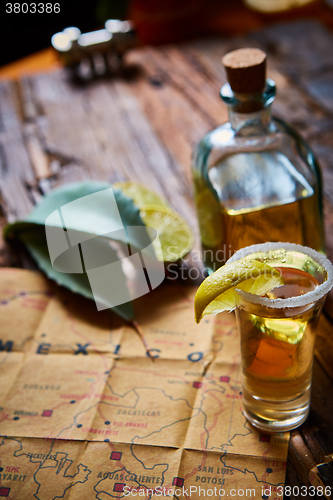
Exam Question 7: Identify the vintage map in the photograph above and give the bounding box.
[0,268,288,499]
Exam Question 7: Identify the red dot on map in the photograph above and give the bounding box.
[219,376,230,383]
[259,434,271,442]
[192,381,202,389]
[113,483,125,492]
[42,409,53,417]
[0,487,10,497]
[172,477,184,487]
[110,451,122,460]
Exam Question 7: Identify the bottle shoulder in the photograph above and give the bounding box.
[198,117,309,150]
[195,117,320,186]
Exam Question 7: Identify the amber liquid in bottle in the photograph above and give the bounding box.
[219,193,322,254]
[199,149,325,271]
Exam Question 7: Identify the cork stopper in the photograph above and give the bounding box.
[222,48,266,94]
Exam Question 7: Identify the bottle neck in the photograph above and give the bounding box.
[220,78,276,135]
[228,104,272,135]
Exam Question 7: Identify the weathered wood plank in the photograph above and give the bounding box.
[0,81,36,220]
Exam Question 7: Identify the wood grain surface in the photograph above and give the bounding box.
[0,19,333,497]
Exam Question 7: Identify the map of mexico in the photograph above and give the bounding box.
[0,268,289,498]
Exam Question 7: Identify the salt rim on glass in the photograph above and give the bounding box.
[227,242,333,309]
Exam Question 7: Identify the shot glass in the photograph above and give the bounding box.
[228,242,333,432]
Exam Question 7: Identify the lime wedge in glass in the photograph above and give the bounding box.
[195,259,283,322]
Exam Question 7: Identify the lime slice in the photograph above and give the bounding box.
[114,182,169,209]
[250,316,306,344]
[194,259,283,323]
[114,182,193,262]
[195,188,223,248]
[140,205,193,262]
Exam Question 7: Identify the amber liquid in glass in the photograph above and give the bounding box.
[237,267,321,428]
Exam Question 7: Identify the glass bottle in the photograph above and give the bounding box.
[193,48,325,273]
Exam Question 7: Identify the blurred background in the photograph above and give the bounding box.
[1,0,333,66]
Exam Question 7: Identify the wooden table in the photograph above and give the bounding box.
[0,19,333,498]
